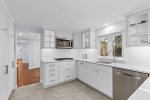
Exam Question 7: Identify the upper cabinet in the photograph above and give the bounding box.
[55,30,73,39]
[125,9,150,46]
[0,1,14,35]
[42,29,74,48]
[0,3,14,34]
[43,29,56,48]
[81,29,96,49]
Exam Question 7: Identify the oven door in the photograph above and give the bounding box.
[56,38,73,48]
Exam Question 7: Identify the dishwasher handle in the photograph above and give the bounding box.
[116,72,141,80]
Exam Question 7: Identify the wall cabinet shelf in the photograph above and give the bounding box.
[125,9,150,46]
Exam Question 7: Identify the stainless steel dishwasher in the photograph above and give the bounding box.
[113,68,149,100]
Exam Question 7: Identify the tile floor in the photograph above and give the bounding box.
[9,80,111,100]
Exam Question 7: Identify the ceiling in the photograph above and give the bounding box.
[4,0,150,32]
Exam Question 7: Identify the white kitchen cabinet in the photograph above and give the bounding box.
[98,70,112,98]
[87,67,99,89]
[81,29,96,49]
[0,29,15,100]
[0,2,8,31]
[59,61,76,82]
[125,9,150,46]
[73,33,82,49]
[43,29,56,48]
[42,62,59,87]
[77,61,87,83]
[42,61,76,88]
[55,30,73,39]
[0,1,15,99]
[86,63,113,98]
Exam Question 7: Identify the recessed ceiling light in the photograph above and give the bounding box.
[104,24,108,26]
[18,33,23,36]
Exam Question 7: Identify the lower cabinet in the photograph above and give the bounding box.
[77,61,87,83]
[86,63,113,98]
[43,62,59,87]
[42,61,76,87]
[98,70,112,98]
[87,67,99,89]
[42,61,112,98]
[59,61,76,82]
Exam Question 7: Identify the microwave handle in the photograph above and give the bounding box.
[70,40,72,47]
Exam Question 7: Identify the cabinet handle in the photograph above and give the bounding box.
[49,74,56,76]
[49,69,55,71]
[4,65,8,74]
[49,80,55,82]
[49,64,55,66]
[65,75,71,78]
[65,68,70,71]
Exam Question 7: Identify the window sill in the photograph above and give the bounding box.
[98,56,126,63]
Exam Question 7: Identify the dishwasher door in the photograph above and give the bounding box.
[113,68,149,100]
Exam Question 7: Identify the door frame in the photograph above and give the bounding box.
[14,30,41,88]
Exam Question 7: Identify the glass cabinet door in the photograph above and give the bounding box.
[82,32,90,48]
[126,11,149,46]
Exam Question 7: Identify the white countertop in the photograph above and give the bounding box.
[76,59,150,73]
[42,59,150,100]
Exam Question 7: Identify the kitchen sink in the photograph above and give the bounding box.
[95,61,113,64]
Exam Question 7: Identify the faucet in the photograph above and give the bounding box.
[82,54,87,59]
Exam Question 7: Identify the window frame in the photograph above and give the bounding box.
[98,31,125,60]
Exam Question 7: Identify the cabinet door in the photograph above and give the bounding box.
[74,33,81,49]
[56,31,73,39]
[0,3,9,32]
[87,67,99,89]
[59,61,76,82]
[7,35,15,98]
[0,30,6,100]
[59,68,66,82]
[77,65,86,82]
[98,71,113,98]
[69,61,76,79]
[0,30,10,100]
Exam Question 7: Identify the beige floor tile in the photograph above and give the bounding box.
[9,80,111,100]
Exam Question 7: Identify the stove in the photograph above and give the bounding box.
[54,58,74,61]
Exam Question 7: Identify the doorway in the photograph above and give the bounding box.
[16,32,41,87]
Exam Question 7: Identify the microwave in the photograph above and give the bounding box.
[56,38,73,49]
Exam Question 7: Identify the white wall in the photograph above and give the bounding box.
[17,43,29,63]
[79,49,98,60]
[29,40,40,69]
[125,47,150,66]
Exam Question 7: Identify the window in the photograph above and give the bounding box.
[113,34,122,57]
[99,32,123,58]
[100,37,108,56]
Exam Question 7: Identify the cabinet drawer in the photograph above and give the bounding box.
[46,77,58,85]
[78,61,86,67]
[65,74,72,80]
[87,63,112,73]
[46,72,58,78]
[46,67,58,72]
[46,63,58,68]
